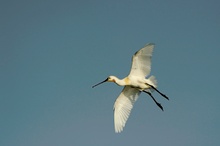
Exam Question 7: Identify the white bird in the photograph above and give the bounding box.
[92,43,169,133]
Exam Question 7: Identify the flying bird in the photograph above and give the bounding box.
[92,43,169,133]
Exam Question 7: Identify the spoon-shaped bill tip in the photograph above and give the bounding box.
[92,78,108,88]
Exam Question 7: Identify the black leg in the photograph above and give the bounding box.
[146,83,169,100]
[143,90,163,111]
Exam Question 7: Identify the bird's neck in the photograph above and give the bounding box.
[114,77,129,86]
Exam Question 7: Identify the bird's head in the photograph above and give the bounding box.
[92,75,117,88]
[107,76,117,82]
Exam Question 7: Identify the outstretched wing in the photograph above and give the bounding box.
[129,43,155,78]
[113,86,140,133]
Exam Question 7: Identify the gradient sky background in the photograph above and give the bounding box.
[1,0,220,146]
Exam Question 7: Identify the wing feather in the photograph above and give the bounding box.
[129,43,155,78]
[113,86,140,133]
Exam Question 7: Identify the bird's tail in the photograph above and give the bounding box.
[148,75,157,88]
[144,76,157,93]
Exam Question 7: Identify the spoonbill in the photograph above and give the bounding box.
[92,43,169,133]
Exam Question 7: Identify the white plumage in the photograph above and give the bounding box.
[92,43,169,133]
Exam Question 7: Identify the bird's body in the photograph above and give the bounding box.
[109,75,155,90]
[92,43,168,133]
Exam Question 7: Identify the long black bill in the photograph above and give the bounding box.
[92,78,108,88]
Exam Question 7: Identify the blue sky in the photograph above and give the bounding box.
[1,0,220,145]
